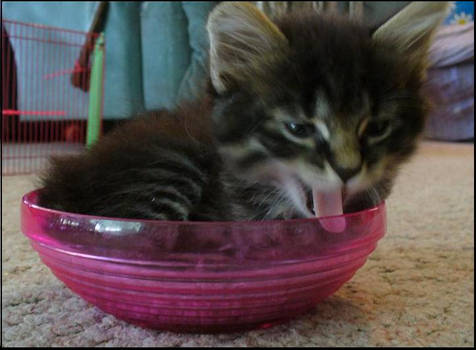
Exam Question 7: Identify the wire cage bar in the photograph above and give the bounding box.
[2,19,105,175]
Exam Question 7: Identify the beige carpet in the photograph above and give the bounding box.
[2,141,474,347]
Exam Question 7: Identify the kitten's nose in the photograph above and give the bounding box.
[332,164,362,183]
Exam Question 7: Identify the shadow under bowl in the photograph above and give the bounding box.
[21,189,386,333]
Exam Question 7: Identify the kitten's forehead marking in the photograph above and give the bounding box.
[358,117,369,137]
[314,91,331,119]
[271,107,306,122]
[315,90,371,121]
[315,120,330,140]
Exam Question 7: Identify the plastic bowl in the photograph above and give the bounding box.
[21,189,386,333]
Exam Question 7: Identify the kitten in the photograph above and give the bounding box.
[38,2,450,222]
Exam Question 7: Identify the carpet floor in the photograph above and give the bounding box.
[2,141,474,347]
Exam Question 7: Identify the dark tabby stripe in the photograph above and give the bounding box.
[235,151,269,169]
[149,197,189,220]
[152,187,194,208]
[256,128,305,158]
[127,168,204,199]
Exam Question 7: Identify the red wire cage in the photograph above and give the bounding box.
[2,19,104,175]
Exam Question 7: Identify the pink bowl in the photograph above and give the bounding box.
[21,189,386,333]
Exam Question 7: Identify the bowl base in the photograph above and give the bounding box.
[121,311,315,334]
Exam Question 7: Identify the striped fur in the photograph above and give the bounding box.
[39,2,449,221]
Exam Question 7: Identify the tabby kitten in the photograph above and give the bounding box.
[39,2,450,223]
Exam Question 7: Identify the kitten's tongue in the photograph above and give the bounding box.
[312,187,346,232]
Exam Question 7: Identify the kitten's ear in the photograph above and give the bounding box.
[372,2,451,74]
[207,2,288,94]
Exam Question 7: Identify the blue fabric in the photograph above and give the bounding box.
[140,2,191,111]
[444,1,474,25]
[102,2,144,119]
[176,2,217,103]
[141,2,217,110]
[2,1,217,120]
[2,1,98,32]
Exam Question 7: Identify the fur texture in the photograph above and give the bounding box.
[38,2,450,221]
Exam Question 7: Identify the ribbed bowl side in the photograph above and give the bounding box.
[30,240,378,333]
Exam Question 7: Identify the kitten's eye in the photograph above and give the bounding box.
[365,120,391,141]
[285,122,315,138]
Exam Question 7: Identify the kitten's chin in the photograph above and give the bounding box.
[342,163,385,211]
[342,186,383,213]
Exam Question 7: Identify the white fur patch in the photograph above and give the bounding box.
[314,119,330,140]
[314,92,331,119]
[220,138,268,159]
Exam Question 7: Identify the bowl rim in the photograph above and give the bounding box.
[23,189,385,226]
[21,188,387,271]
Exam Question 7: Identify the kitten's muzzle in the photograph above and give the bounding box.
[324,144,363,183]
[330,162,362,183]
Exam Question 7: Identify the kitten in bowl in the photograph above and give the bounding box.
[38,2,450,222]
